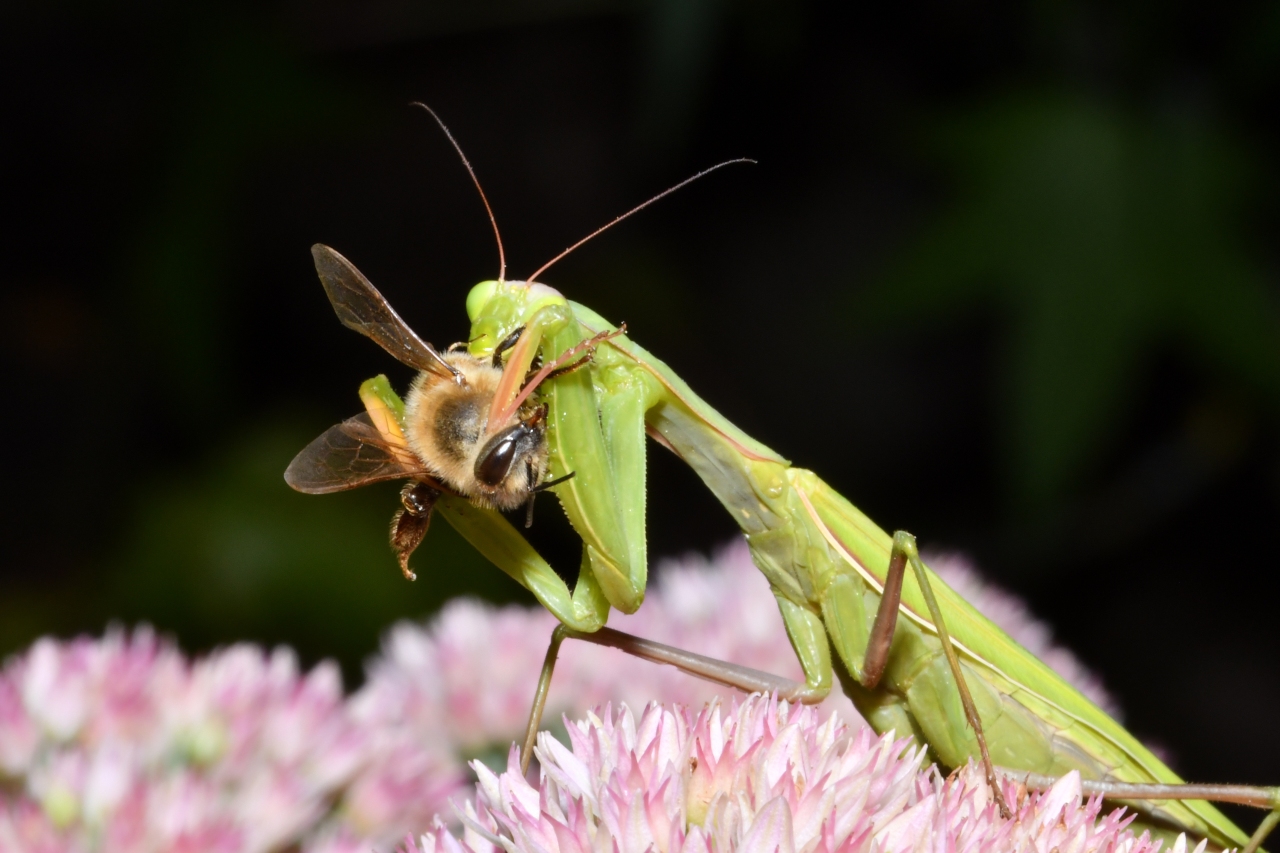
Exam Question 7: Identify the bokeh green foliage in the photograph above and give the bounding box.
[862,92,1280,516]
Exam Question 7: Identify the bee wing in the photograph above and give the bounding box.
[285,412,430,494]
[311,244,460,379]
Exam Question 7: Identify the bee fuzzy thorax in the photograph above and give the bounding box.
[402,351,548,511]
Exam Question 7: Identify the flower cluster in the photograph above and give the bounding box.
[0,540,1140,852]
[406,695,1192,853]
[332,541,861,845]
[0,543,846,851]
[0,628,367,852]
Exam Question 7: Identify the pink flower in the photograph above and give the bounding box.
[346,539,1127,847]
[0,627,369,853]
[0,541,1132,852]
[404,696,1198,853]
[338,540,865,843]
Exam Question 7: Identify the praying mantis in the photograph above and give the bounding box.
[286,107,1279,852]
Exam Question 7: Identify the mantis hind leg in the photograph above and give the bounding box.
[883,531,1011,817]
[843,530,1280,843]
[1011,772,1280,853]
[821,526,1013,818]
[1248,808,1280,853]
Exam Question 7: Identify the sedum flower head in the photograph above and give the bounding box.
[0,627,369,853]
[0,541,1135,851]
[341,540,1126,845]
[340,541,860,845]
[405,696,1199,853]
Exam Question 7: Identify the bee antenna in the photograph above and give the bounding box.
[411,102,507,283]
[525,158,755,285]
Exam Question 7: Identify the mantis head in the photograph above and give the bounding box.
[466,279,566,358]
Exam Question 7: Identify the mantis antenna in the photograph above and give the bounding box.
[410,102,508,284]
[525,158,756,285]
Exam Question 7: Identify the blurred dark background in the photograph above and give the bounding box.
[3,0,1279,806]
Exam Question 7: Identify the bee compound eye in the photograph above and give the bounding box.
[474,433,519,487]
[476,418,547,489]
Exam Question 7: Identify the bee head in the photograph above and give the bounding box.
[474,406,548,491]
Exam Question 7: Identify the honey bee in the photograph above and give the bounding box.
[285,244,600,580]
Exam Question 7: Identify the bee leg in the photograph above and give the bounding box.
[390,482,440,580]
[491,325,527,367]
[390,510,427,580]
[521,325,622,387]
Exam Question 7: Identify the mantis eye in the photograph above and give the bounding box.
[474,422,541,487]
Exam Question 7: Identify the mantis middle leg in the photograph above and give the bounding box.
[517,525,1010,823]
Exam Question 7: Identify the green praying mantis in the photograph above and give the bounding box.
[286,106,1279,852]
